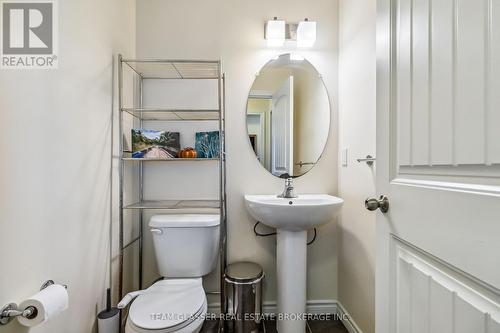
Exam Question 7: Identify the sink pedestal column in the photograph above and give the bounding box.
[276,229,307,333]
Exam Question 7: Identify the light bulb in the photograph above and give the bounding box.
[265,18,285,47]
[297,19,316,48]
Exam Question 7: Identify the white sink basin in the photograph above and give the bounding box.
[244,193,343,333]
[244,194,344,231]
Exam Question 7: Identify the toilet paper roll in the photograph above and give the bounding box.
[17,284,69,327]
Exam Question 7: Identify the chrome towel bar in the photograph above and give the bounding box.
[294,161,316,168]
[357,155,376,166]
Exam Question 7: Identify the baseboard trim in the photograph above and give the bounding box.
[209,299,364,333]
[336,302,364,333]
[207,302,221,315]
[261,299,338,315]
[207,299,337,315]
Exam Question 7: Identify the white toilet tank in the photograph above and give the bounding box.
[149,214,220,277]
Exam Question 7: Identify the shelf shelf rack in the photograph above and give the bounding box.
[116,55,227,319]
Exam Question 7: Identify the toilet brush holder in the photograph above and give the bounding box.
[97,310,119,333]
[97,289,119,333]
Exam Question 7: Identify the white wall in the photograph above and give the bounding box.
[294,69,330,175]
[136,0,340,305]
[0,0,136,332]
[338,0,377,332]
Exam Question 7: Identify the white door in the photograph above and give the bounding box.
[377,1,500,332]
[271,76,294,176]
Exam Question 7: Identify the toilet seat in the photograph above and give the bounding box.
[126,278,207,333]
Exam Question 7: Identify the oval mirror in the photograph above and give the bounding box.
[246,54,331,178]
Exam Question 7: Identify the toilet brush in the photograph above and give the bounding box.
[98,66,120,333]
[97,288,119,333]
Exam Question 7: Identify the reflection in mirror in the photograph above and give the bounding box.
[246,54,331,178]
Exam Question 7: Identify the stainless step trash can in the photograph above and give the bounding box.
[224,262,264,333]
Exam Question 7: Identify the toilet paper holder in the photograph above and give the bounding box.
[0,280,67,326]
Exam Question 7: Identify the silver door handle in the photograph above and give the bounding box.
[365,196,389,213]
[357,155,376,166]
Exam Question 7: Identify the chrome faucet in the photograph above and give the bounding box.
[278,177,297,198]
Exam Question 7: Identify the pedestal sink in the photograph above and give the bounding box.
[244,194,343,333]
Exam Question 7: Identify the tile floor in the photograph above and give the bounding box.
[200,319,349,333]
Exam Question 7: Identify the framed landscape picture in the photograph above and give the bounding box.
[132,129,180,159]
[195,131,220,158]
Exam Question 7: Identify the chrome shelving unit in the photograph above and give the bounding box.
[116,55,227,318]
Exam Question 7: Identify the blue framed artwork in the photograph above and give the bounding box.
[195,131,220,158]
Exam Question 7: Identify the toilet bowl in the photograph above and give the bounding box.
[125,214,220,333]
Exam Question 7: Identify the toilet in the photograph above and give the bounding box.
[125,214,220,333]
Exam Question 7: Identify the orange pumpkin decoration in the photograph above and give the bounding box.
[179,147,197,158]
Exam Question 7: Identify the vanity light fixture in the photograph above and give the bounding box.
[265,17,286,47]
[265,17,317,48]
[297,18,317,48]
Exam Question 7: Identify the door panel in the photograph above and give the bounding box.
[395,0,500,169]
[271,76,294,176]
[395,241,500,333]
[430,0,454,165]
[377,0,500,332]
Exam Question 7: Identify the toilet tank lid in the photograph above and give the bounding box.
[149,214,220,228]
